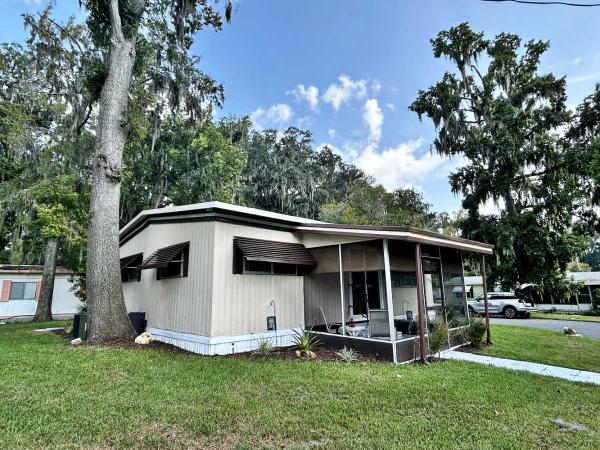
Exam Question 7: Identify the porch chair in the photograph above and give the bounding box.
[319,306,333,333]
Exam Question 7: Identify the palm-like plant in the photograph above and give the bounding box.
[292,327,320,358]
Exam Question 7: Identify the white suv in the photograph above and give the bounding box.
[467,292,537,319]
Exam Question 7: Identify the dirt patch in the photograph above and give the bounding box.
[454,344,486,354]
[51,328,71,339]
[80,338,196,355]
[52,329,196,355]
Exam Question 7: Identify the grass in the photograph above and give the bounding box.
[531,312,600,323]
[1,322,600,449]
[477,325,600,372]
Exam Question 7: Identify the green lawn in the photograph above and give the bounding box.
[531,312,600,323]
[1,322,600,449]
[477,325,600,372]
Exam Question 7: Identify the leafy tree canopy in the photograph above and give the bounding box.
[410,23,597,296]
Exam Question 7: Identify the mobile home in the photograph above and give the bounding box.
[119,202,493,363]
[0,265,81,321]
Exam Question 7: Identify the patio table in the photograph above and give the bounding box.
[346,325,368,337]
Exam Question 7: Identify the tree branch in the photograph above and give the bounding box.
[45,17,85,53]
[108,0,125,42]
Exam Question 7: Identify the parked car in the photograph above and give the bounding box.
[467,292,537,319]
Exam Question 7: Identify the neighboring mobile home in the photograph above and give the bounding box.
[119,201,493,363]
[0,265,81,321]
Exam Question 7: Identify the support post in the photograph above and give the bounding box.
[383,239,397,363]
[338,244,346,336]
[415,243,428,363]
[480,254,492,345]
[460,252,469,320]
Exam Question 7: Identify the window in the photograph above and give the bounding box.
[391,272,417,288]
[9,282,37,300]
[242,258,300,275]
[139,242,190,280]
[157,247,189,280]
[233,237,314,275]
[120,253,143,282]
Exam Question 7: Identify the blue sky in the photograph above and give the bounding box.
[3,0,600,212]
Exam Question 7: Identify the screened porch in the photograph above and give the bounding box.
[303,238,479,363]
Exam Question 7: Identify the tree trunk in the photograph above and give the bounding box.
[33,238,58,322]
[86,31,136,341]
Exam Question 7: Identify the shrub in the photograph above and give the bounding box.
[336,346,359,362]
[292,327,320,358]
[63,321,74,335]
[468,318,487,349]
[429,320,449,357]
[253,338,273,357]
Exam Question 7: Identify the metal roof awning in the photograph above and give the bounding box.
[140,242,189,269]
[234,236,316,266]
[120,253,142,269]
[452,285,471,293]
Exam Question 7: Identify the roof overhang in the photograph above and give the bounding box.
[119,201,322,246]
[119,202,493,255]
[296,225,494,255]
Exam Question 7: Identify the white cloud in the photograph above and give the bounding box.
[327,128,337,138]
[352,138,455,190]
[362,99,383,143]
[573,57,583,66]
[322,75,367,111]
[568,72,600,84]
[250,103,293,130]
[370,79,382,95]
[288,84,319,111]
[386,103,395,111]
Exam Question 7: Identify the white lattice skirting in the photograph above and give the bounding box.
[146,327,300,355]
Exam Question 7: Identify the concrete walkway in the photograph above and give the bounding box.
[489,318,600,339]
[440,350,600,386]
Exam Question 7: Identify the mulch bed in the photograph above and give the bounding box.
[51,329,195,355]
[51,328,384,362]
[221,346,383,363]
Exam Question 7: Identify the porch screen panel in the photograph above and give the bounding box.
[441,248,468,328]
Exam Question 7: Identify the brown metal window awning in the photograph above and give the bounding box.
[140,242,189,269]
[120,253,143,269]
[234,236,316,266]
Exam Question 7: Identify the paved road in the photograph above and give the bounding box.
[489,318,600,339]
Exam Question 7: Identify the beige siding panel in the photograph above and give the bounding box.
[304,272,349,327]
[120,221,214,336]
[211,222,305,336]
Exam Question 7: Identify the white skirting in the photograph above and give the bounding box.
[146,327,301,355]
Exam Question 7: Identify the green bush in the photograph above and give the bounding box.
[292,327,320,358]
[429,320,449,357]
[468,319,487,348]
[336,346,359,362]
[253,338,273,357]
[63,321,74,335]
